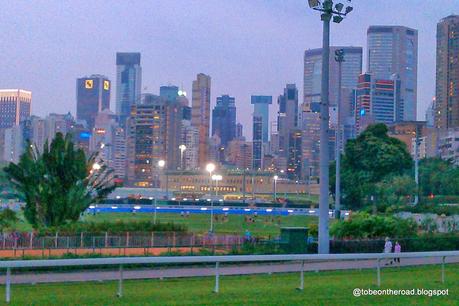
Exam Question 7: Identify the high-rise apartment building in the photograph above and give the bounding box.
[212,95,236,148]
[0,89,32,129]
[116,52,141,126]
[76,75,110,130]
[435,15,459,129]
[367,26,418,121]
[252,115,263,169]
[191,73,211,167]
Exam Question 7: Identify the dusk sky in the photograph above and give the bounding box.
[1,0,457,138]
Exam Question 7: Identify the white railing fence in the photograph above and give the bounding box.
[1,251,458,303]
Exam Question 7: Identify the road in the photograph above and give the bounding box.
[1,256,457,285]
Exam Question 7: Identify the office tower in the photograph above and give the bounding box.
[355,73,401,134]
[44,113,74,143]
[287,129,302,180]
[435,15,459,129]
[304,47,362,113]
[227,140,252,169]
[367,26,418,121]
[2,125,23,163]
[251,96,272,143]
[236,123,243,139]
[21,116,46,151]
[181,120,199,170]
[300,106,320,178]
[252,115,263,169]
[212,95,236,148]
[277,84,298,158]
[0,89,32,129]
[76,75,110,130]
[191,73,211,167]
[160,85,179,101]
[116,52,141,126]
[425,97,436,128]
[126,94,182,186]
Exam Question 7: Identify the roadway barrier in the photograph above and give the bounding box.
[0,251,458,303]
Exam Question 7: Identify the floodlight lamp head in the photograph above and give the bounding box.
[333,15,344,23]
[335,3,344,12]
[308,0,321,8]
[345,6,353,14]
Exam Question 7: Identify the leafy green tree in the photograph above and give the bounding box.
[333,124,413,209]
[375,175,416,206]
[418,158,459,196]
[0,208,19,232]
[4,133,115,227]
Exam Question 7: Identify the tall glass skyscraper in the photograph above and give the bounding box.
[251,96,272,143]
[116,52,141,126]
[435,15,459,129]
[76,75,110,130]
[304,46,363,112]
[191,73,211,167]
[212,95,236,147]
[367,26,418,121]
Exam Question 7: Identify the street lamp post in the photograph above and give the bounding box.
[211,174,222,233]
[179,145,186,170]
[307,0,353,254]
[273,175,279,202]
[335,48,345,220]
[206,163,216,232]
[158,160,168,200]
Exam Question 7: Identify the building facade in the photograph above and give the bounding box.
[0,89,32,129]
[367,26,418,121]
[277,84,298,158]
[212,95,236,148]
[191,73,211,167]
[435,15,459,129]
[116,52,141,126]
[76,75,110,130]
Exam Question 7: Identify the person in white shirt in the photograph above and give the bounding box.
[383,237,393,265]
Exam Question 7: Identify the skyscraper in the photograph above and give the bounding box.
[76,75,110,130]
[252,115,263,169]
[277,84,298,158]
[0,89,32,129]
[435,15,459,129]
[367,26,418,121]
[212,95,236,148]
[191,73,211,167]
[304,47,363,113]
[116,52,141,126]
[251,96,272,143]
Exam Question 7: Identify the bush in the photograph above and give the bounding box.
[390,202,459,216]
[330,212,417,239]
[36,220,187,235]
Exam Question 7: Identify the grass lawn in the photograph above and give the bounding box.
[83,213,318,237]
[0,264,456,305]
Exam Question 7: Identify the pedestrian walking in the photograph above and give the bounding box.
[394,241,401,265]
[383,237,393,265]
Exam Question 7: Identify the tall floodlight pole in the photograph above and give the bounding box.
[334,49,345,220]
[307,0,353,254]
[414,124,421,205]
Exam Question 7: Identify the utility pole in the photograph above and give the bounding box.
[414,124,421,205]
[334,49,345,220]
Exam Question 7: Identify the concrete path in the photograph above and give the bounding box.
[0,256,458,285]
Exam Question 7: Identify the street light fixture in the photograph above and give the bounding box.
[179,145,187,170]
[158,159,168,200]
[307,0,353,254]
[273,175,279,202]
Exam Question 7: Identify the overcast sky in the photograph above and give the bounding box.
[0,0,457,138]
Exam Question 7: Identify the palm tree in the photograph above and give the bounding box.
[4,133,115,227]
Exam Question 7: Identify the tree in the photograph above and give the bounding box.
[4,133,115,227]
[419,158,459,196]
[0,208,19,232]
[333,124,413,209]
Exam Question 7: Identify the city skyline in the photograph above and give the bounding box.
[0,1,458,139]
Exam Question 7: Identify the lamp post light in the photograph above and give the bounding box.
[307,0,353,254]
[158,159,168,200]
[273,175,279,202]
[179,145,187,170]
[211,174,223,233]
[335,48,345,220]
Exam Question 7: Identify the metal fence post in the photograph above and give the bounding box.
[376,259,381,287]
[299,260,305,290]
[80,232,83,248]
[117,265,123,297]
[29,232,33,249]
[6,267,11,303]
[105,232,108,248]
[55,232,58,249]
[441,256,445,284]
[214,262,220,293]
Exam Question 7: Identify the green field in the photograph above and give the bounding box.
[0,264,456,305]
[83,213,318,237]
